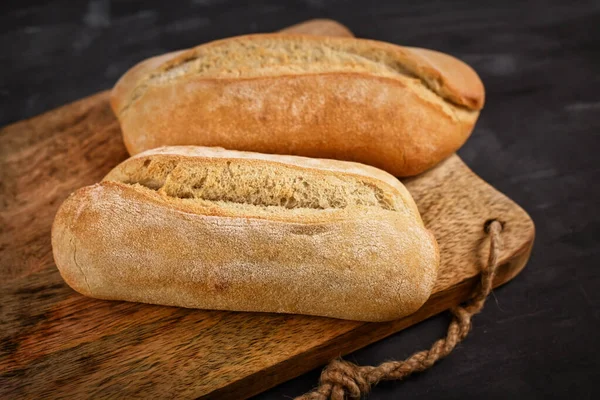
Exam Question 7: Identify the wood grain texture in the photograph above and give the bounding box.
[0,90,533,399]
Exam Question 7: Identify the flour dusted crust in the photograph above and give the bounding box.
[110,34,485,177]
[52,147,439,321]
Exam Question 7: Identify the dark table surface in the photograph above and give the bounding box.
[2,0,599,398]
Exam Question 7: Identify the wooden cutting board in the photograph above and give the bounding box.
[0,19,534,400]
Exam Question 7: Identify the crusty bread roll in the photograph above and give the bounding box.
[111,34,484,177]
[51,146,439,321]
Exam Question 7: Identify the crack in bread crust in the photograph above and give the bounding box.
[120,34,482,115]
[105,156,407,213]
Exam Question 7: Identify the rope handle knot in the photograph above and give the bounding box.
[297,220,503,400]
[319,360,369,398]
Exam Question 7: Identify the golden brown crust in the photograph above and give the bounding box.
[52,148,439,321]
[110,50,186,116]
[404,47,485,110]
[110,34,483,177]
[120,73,479,177]
[122,34,484,112]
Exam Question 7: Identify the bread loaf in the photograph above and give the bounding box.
[111,34,484,176]
[51,146,439,321]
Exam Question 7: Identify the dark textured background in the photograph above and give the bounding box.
[2,0,599,398]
